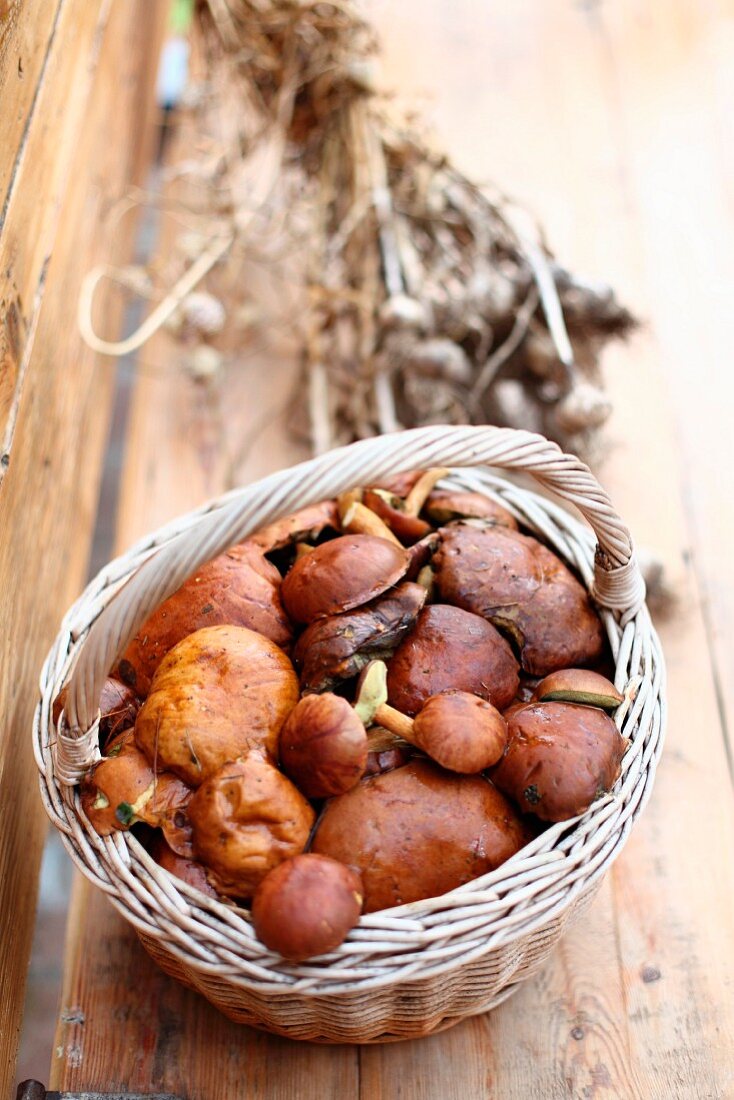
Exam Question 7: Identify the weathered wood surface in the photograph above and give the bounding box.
[0,0,166,1094]
[51,2,734,1097]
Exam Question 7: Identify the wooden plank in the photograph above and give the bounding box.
[0,0,166,1093]
[52,1,734,1097]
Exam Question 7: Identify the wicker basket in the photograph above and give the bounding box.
[35,425,665,1043]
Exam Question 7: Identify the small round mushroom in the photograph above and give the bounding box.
[311,760,532,912]
[117,540,292,695]
[150,835,217,898]
[292,581,427,693]
[135,624,299,785]
[355,662,508,774]
[251,854,363,960]
[188,754,315,899]
[490,701,627,822]
[424,490,518,530]
[280,535,409,623]
[279,694,368,798]
[386,604,520,715]
[534,668,623,711]
[434,523,604,676]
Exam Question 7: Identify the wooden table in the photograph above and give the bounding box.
[43,2,734,1097]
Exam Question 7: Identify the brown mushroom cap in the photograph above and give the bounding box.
[386,604,519,716]
[413,691,508,773]
[188,754,315,899]
[311,760,532,912]
[251,854,363,960]
[424,490,518,529]
[293,581,427,693]
[434,524,604,676]
[52,677,141,749]
[80,729,191,838]
[534,668,623,710]
[491,701,626,822]
[248,501,339,554]
[135,624,299,785]
[117,541,292,696]
[150,835,217,897]
[279,694,367,798]
[281,535,409,624]
[362,489,432,545]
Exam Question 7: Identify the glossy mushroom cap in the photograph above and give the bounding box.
[280,535,409,623]
[117,540,292,695]
[252,854,363,960]
[279,694,367,798]
[491,701,626,822]
[135,624,299,786]
[293,581,426,693]
[413,691,508,773]
[434,523,604,676]
[386,604,519,716]
[312,760,532,912]
[188,754,315,899]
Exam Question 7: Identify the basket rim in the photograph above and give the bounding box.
[35,447,665,997]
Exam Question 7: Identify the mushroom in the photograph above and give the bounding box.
[188,753,315,898]
[117,540,292,696]
[385,604,519,716]
[134,624,299,785]
[311,759,532,912]
[149,835,217,898]
[251,854,363,960]
[52,677,141,750]
[247,501,339,555]
[293,581,427,693]
[279,694,368,798]
[424,490,518,530]
[280,534,409,624]
[355,661,508,774]
[534,668,623,711]
[434,523,604,676]
[80,729,192,838]
[358,468,449,545]
[364,727,413,776]
[490,701,627,822]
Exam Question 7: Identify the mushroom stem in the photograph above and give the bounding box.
[403,468,450,516]
[295,542,314,559]
[340,500,403,546]
[373,703,415,743]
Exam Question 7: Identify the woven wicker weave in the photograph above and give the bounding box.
[35,426,665,1043]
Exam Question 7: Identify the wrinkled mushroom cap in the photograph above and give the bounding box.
[188,754,315,899]
[281,535,409,623]
[118,541,292,695]
[135,624,299,785]
[386,604,519,716]
[312,760,532,912]
[252,854,363,960]
[434,524,604,676]
[491,701,626,822]
[293,581,426,693]
[413,691,508,773]
[279,694,367,798]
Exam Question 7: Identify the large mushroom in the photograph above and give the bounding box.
[434,523,604,676]
[134,624,299,785]
[188,753,315,898]
[311,759,532,912]
[490,700,627,821]
[117,540,292,695]
[293,581,427,693]
[386,603,519,716]
[280,534,409,623]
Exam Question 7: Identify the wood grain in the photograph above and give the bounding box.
[52,1,734,1097]
[0,0,166,1093]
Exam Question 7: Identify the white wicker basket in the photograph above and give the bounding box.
[35,426,665,1043]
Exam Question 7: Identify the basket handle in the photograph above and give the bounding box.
[58,426,644,783]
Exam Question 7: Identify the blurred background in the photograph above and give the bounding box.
[3,1,733,1096]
